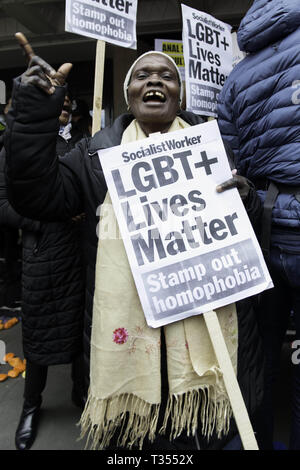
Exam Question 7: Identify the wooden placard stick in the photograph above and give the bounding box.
[203,310,259,450]
[92,40,106,136]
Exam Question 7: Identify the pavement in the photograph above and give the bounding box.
[0,318,85,450]
[0,312,293,451]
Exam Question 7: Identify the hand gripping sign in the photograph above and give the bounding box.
[99,120,273,450]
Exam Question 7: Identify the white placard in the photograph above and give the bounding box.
[181,4,233,117]
[99,121,273,328]
[65,0,137,49]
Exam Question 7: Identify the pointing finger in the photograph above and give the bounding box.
[16,33,56,82]
[15,32,35,64]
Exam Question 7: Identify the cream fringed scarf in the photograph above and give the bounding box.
[80,118,238,450]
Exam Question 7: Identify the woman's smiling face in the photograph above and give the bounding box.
[127,54,181,135]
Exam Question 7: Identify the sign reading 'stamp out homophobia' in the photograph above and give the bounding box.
[182,4,233,117]
[99,121,273,328]
[65,0,137,49]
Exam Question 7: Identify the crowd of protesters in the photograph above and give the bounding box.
[0,0,299,451]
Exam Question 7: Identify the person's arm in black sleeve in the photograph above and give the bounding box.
[0,147,40,231]
[4,76,84,222]
[239,179,263,232]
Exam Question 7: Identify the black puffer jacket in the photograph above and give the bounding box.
[5,80,264,447]
[0,132,85,366]
[0,138,39,235]
[21,220,84,366]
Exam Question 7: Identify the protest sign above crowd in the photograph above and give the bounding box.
[181,4,233,117]
[65,0,138,48]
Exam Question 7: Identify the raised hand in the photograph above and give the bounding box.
[15,32,73,95]
[216,169,251,200]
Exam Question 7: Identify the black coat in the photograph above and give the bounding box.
[4,79,264,447]
[0,131,85,366]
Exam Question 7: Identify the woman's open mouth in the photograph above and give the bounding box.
[143,90,166,103]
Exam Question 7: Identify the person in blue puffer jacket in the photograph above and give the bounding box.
[217,0,300,450]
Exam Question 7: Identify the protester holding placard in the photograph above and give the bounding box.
[0,91,86,451]
[217,0,300,450]
[4,35,264,450]
[0,98,22,312]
